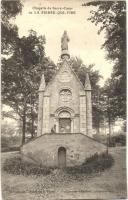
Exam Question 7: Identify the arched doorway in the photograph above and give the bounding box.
[58,147,66,168]
[59,111,71,133]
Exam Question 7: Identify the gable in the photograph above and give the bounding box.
[44,60,85,94]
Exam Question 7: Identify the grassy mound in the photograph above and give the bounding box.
[3,152,114,176]
[3,156,51,176]
[66,152,114,174]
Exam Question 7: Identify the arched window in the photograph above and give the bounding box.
[59,89,72,103]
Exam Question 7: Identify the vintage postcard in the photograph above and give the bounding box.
[1,0,127,199]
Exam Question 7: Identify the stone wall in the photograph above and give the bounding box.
[21,133,105,167]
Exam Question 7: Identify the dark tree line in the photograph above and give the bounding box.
[1,1,56,144]
[83,1,126,140]
[85,1,126,120]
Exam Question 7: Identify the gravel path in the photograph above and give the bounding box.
[1,147,127,200]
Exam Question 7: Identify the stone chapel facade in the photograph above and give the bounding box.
[37,56,92,138]
[21,32,105,167]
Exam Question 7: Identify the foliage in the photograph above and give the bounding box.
[3,156,51,176]
[1,0,23,54]
[2,146,20,153]
[2,110,19,121]
[66,152,114,174]
[85,1,126,119]
[3,152,114,176]
[1,135,21,153]
[92,88,106,133]
[2,30,56,144]
[85,1,126,61]
[121,120,126,132]
[110,134,126,147]
[103,77,126,119]
[1,135,21,147]
[70,56,104,131]
[70,57,102,88]
[1,121,16,136]
[1,1,56,143]
[1,117,22,133]
[1,121,21,146]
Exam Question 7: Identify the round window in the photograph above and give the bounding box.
[59,89,72,103]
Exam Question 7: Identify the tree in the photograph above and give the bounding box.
[70,57,102,87]
[1,0,23,55]
[69,56,103,133]
[2,30,56,144]
[84,1,126,119]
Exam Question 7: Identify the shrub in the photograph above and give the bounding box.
[110,134,126,146]
[1,135,21,148]
[66,152,114,174]
[2,146,20,152]
[3,156,51,176]
[3,152,114,176]
[1,135,21,152]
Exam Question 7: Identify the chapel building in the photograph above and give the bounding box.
[37,31,92,137]
[21,31,105,167]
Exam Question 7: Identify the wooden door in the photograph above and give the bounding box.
[59,118,71,133]
[58,147,66,168]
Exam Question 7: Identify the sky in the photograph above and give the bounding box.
[13,0,113,86]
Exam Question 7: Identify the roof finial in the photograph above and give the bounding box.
[39,73,46,91]
[84,72,91,90]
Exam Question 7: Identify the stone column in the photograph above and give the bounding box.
[86,91,92,137]
[37,91,44,136]
[55,118,59,133]
[42,96,50,133]
[37,73,46,136]
[84,72,92,137]
[80,95,86,134]
[71,118,74,133]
